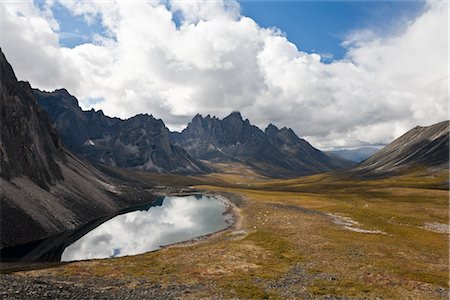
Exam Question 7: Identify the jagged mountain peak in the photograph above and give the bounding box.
[91,108,105,116]
[265,124,301,142]
[0,51,17,85]
[33,88,80,110]
[128,113,159,124]
[173,112,350,177]
[265,123,279,132]
[191,113,204,123]
[53,88,71,95]
[279,126,300,139]
[34,89,208,174]
[225,111,243,120]
[189,111,247,124]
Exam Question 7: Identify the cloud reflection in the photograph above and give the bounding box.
[61,195,229,261]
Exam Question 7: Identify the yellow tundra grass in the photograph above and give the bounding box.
[18,169,449,299]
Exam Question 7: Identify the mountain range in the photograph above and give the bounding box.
[34,88,207,174]
[34,90,351,178]
[22,85,450,179]
[171,112,351,177]
[326,147,381,163]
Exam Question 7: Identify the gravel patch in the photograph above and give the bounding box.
[422,222,449,234]
[326,213,386,234]
[0,274,207,299]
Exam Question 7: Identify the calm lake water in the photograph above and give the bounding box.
[61,195,232,262]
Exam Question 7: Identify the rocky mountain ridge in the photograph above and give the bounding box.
[353,121,449,176]
[171,112,352,177]
[35,93,353,177]
[34,89,208,175]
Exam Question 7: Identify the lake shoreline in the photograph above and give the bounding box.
[0,191,243,272]
[155,191,243,251]
[0,199,161,272]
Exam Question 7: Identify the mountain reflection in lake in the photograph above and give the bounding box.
[61,195,231,262]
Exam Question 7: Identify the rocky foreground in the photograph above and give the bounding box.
[0,262,353,300]
[0,273,211,300]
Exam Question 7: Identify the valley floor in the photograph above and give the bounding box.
[1,169,449,299]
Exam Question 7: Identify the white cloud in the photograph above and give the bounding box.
[61,195,228,261]
[0,0,447,150]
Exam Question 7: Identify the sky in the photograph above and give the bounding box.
[241,1,426,62]
[1,0,448,150]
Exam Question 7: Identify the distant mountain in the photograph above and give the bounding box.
[0,49,152,257]
[353,121,449,176]
[34,89,208,174]
[171,112,352,177]
[326,147,381,163]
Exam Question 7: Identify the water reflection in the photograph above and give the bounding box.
[61,195,231,261]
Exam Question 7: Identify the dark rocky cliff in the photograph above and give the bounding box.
[0,49,153,256]
[0,51,64,190]
[34,89,208,174]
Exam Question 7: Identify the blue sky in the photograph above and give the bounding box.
[35,0,108,48]
[240,1,426,61]
[44,0,426,62]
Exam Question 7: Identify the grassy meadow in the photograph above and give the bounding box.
[17,168,449,299]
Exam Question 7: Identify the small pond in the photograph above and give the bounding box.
[61,195,232,262]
